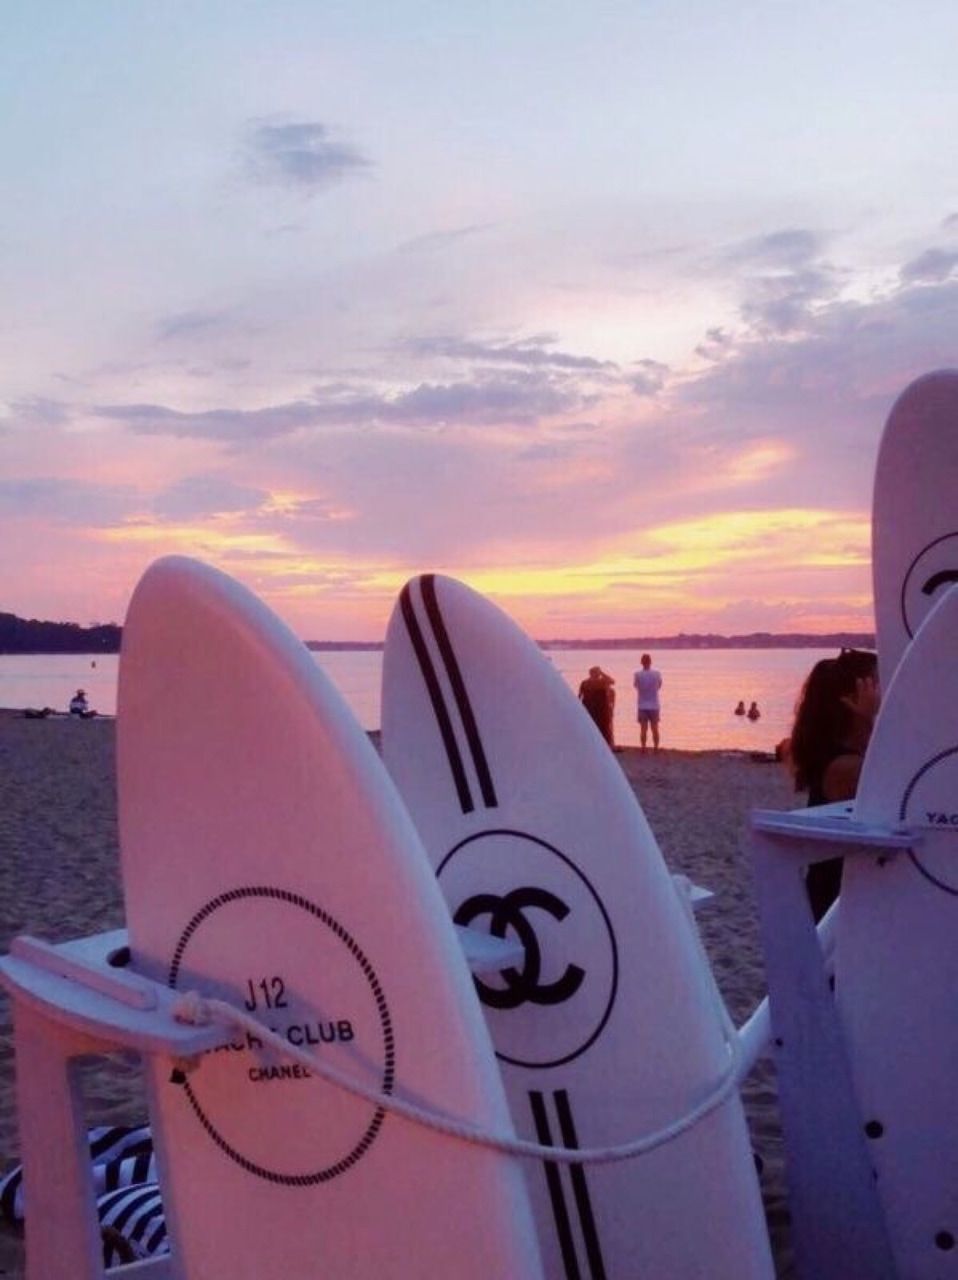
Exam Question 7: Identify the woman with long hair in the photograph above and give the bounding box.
[788,648,879,919]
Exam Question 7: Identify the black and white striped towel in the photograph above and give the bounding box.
[0,1124,168,1263]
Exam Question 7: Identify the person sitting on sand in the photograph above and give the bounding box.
[578,666,616,748]
[69,689,96,719]
[788,648,879,920]
[734,700,746,716]
[747,701,761,721]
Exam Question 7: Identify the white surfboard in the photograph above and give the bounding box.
[836,584,958,1276]
[117,557,543,1279]
[872,368,958,689]
[381,574,773,1279]
[832,370,958,1276]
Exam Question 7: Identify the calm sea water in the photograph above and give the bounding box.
[0,647,833,751]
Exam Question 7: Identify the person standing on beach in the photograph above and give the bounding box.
[578,666,616,747]
[632,653,662,752]
[787,648,879,920]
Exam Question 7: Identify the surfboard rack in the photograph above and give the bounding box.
[0,920,530,1280]
[0,932,204,1280]
[748,806,919,1280]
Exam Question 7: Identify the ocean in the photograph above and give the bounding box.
[0,646,837,752]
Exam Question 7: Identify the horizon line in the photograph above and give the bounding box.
[305,630,876,652]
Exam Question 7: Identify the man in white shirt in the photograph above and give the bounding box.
[632,653,662,752]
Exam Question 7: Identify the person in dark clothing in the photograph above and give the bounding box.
[787,648,879,920]
[69,689,97,719]
[578,666,616,747]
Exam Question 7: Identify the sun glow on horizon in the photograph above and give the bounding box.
[225,505,872,638]
[88,503,874,638]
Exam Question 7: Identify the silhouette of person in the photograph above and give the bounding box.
[734,700,746,716]
[578,666,615,747]
[69,689,96,719]
[747,701,761,721]
[788,649,879,919]
[632,653,662,751]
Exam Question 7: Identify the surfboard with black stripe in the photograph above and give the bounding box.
[383,574,773,1278]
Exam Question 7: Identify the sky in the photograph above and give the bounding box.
[2,1,957,640]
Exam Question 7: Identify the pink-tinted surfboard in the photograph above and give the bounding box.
[117,557,542,1279]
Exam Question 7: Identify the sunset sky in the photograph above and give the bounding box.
[3,2,957,640]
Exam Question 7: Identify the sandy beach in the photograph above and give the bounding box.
[0,711,797,1277]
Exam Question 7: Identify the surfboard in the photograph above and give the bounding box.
[832,370,958,1276]
[381,574,774,1279]
[117,557,543,1279]
[836,583,958,1276]
[871,368,958,689]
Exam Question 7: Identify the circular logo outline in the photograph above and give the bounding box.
[437,829,619,1069]
[899,747,958,896]
[899,530,958,639]
[169,885,394,1185]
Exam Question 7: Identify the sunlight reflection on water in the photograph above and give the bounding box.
[0,647,835,751]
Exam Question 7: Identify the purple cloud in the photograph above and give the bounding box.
[631,359,670,396]
[243,119,371,192]
[740,265,840,335]
[153,474,270,520]
[156,310,230,341]
[94,400,321,441]
[397,224,495,253]
[900,248,958,284]
[724,228,825,268]
[0,477,139,526]
[2,398,72,429]
[408,333,618,373]
[96,369,590,441]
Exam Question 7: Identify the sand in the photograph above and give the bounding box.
[0,712,798,1277]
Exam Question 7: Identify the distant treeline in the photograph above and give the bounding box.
[306,641,384,652]
[0,613,121,654]
[538,632,876,651]
[0,609,875,655]
[308,631,877,652]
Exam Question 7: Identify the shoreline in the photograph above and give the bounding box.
[0,716,798,1277]
[0,707,775,755]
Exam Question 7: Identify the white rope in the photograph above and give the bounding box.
[173,991,741,1166]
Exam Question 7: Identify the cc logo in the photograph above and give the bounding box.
[454,886,585,1009]
[438,829,618,1069]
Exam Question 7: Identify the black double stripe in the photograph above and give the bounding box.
[402,576,607,1275]
[401,575,498,813]
[529,1090,607,1279]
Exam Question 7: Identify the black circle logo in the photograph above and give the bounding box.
[438,830,617,1069]
[898,749,958,895]
[900,531,958,639]
[169,886,394,1184]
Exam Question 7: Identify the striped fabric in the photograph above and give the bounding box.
[0,1124,169,1263]
[97,1182,167,1263]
